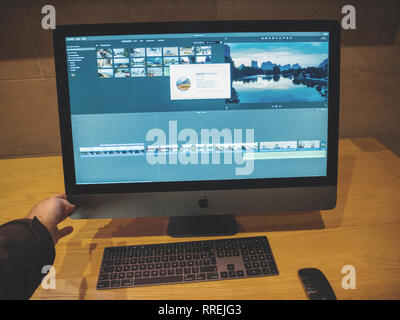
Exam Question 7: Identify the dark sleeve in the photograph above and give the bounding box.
[0,217,55,300]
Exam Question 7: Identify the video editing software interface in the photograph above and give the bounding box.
[65,31,329,184]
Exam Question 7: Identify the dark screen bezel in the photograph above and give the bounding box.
[53,20,340,195]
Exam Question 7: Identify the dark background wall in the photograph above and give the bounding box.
[0,0,399,157]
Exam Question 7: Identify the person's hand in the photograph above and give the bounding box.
[26,194,75,245]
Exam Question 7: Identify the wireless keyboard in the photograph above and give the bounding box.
[96,236,278,289]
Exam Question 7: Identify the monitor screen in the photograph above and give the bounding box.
[65,31,329,185]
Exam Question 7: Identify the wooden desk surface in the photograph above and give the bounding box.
[1,138,400,300]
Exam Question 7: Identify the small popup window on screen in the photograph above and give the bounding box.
[169,63,231,100]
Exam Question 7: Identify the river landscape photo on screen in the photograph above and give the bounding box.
[224,42,329,105]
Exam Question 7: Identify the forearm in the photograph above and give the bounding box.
[0,217,55,299]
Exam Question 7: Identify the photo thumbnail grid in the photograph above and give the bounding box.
[97,46,212,79]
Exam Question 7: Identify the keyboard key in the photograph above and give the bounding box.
[101,260,113,267]
[246,269,261,277]
[97,281,110,288]
[220,271,228,279]
[200,266,217,273]
[101,266,114,273]
[110,280,120,287]
[268,261,278,274]
[151,270,159,277]
[237,270,245,277]
[227,264,235,271]
[134,275,183,286]
[262,268,270,275]
[98,273,109,281]
[121,279,133,287]
[184,274,196,281]
[167,269,175,275]
[229,271,236,278]
[207,272,219,280]
[197,273,206,280]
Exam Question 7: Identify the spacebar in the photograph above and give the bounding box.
[134,275,183,286]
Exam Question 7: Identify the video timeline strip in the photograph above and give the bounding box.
[79,140,326,158]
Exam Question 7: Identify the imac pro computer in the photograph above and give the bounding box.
[54,20,340,237]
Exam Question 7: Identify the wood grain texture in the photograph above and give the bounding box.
[0,138,399,299]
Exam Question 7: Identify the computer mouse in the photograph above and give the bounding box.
[298,268,337,300]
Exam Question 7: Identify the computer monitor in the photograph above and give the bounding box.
[54,20,340,237]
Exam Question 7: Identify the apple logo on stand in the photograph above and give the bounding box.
[198,196,208,208]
